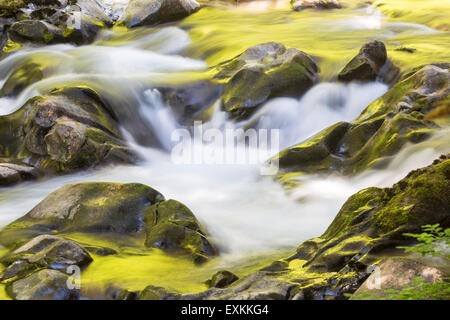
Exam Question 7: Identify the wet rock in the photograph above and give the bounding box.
[8,20,56,44]
[0,182,217,262]
[205,270,238,288]
[216,42,318,120]
[338,41,399,84]
[158,81,223,124]
[0,182,164,247]
[1,0,110,45]
[352,258,447,299]
[0,235,92,283]
[182,271,297,300]
[275,63,449,180]
[0,162,40,187]
[139,285,180,300]
[0,86,137,174]
[144,199,218,263]
[292,0,342,11]
[119,0,200,28]
[6,269,79,300]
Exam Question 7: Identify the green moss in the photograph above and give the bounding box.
[374,159,450,233]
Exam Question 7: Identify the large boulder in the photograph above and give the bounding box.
[0,182,217,262]
[274,63,450,181]
[0,86,137,174]
[338,41,399,84]
[119,0,200,28]
[216,42,319,121]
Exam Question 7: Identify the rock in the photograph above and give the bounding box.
[139,285,179,300]
[144,199,218,263]
[274,63,449,180]
[0,182,164,247]
[292,0,341,11]
[1,0,109,45]
[0,162,40,187]
[338,41,399,84]
[205,270,238,288]
[0,86,137,174]
[6,269,79,300]
[0,182,217,262]
[119,0,200,28]
[181,271,297,300]
[0,235,92,282]
[158,81,223,124]
[216,42,318,120]
[352,258,446,299]
[8,20,55,44]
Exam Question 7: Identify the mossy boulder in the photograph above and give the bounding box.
[215,42,319,121]
[0,182,217,262]
[0,86,136,174]
[338,41,400,84]
[119,0,200,28]
[144,200,218,263]
[274,63,450,181]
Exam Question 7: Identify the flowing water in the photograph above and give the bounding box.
[0,1,449,294]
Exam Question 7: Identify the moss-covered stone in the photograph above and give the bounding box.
[338,40,392,83]
[274,63,450,183]
[144,200,218,263]
[216,42,319,121]
[0,86,137,174]
[0,182,217,263]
